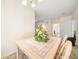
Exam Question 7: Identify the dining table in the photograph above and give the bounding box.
[16,37,61,59]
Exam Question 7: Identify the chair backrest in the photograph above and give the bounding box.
[55,35,68,59]
[61,41,72,59]
[56,41,72,59]
[56,41,67,59]
[60,35,68,49]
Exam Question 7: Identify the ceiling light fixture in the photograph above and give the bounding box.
[22,0,43,8]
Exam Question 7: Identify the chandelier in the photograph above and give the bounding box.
[22,0,43,8]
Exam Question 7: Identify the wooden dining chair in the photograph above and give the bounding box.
[55,35,68,58]
[55,41,72,59]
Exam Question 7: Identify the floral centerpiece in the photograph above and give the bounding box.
[34,24,49,42]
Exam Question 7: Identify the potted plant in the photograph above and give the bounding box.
[34,24,49,42]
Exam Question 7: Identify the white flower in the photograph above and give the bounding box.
[42,25,47,31]
[36,29,39,32]
[38,31,42,35]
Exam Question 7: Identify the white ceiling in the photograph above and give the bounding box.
[34,0,77,20]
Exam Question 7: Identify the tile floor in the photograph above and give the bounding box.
[70,46,78,59]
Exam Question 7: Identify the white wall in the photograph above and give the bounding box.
[36,15,73,37]
[52,15,77,38]
[36,14,78,39]
[51,16,73,37]
[72,9,78,45]
[1,0,35,57]
[60,19,73,37]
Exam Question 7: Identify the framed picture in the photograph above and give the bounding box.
[52,24,60,37]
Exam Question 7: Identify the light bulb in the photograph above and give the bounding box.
[22,0,27,6]
[38,0,43,3]
[31,3,36,8]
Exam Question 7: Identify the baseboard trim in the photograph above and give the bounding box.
[2,52,16,59]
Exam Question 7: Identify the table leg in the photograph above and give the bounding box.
[17,47,19,59]
[17,47,24,59]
